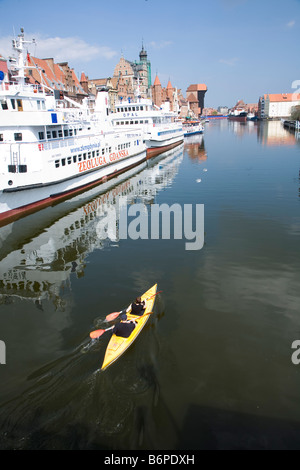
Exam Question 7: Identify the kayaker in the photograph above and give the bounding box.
[113,319,137,338]
[116,297,145,321]
[130,297,146,316]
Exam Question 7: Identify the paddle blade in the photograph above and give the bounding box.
[90,329,106,339]
[105,311,121,322]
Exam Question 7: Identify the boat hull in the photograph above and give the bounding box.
[146,137,183,158]
[228,115,247,122]
[0,150,147,227]
[184,130,204,137]
[101,284,158,371]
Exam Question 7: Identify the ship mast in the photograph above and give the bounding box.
[12,28,36,86]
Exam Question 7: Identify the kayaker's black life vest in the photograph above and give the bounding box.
[131,302,145,316]
[113,321,136,338]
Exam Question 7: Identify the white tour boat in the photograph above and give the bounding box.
[183,120,204,137]
[110,92,184,157]
[0,30,147,226]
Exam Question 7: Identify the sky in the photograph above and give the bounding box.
[0,0,299,108]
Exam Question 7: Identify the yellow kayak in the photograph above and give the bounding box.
[101,283,157,371]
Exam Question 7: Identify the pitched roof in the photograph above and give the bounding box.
[187,83,207,92]
[80,72,88,82]
[26,53,86,95]
[153,75,161,86]
[166,80,173,89]
[267,93,300,102]
[186,92,198,103]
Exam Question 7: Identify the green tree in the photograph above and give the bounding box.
[291,105,300,121]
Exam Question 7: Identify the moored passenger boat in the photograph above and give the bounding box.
[183,120,204,137]
[0,30,147,226]
[109,92,184,157]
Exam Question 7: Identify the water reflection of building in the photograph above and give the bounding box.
[257,121,297,146]
[0,145,183,306]
[228,119,258,137]
[184,134,207,161]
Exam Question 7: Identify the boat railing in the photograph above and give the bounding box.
[2,129,144,157]
[0,80,51,96]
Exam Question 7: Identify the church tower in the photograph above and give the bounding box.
[152,74,162,108]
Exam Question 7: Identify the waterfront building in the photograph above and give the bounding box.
[25,54,87,104]
[86,76,118,111]
[218,106,229,115]
[186,84,207,117]
[151,74,181,114]
[258,93,300,119]
[113,44,151,101]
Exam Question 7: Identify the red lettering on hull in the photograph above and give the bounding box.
[78,155,107,173]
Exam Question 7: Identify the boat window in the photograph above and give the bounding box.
[55,160,60,168]
[73,155,77,163]
[69,129,73,136]
[58,130,63,138]
[10,99,16,110]
[17,100,23,111]
[61,158,66,166]
[64,129,69,137]
[47,131,51,139]
[14,133,22,141]
[67,157,72,165]
[38,131,45,140]
[0,134,3,142]
[52,130,57,139]
[1,100,8,110]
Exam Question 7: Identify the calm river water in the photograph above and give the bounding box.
[0,120,300,450]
